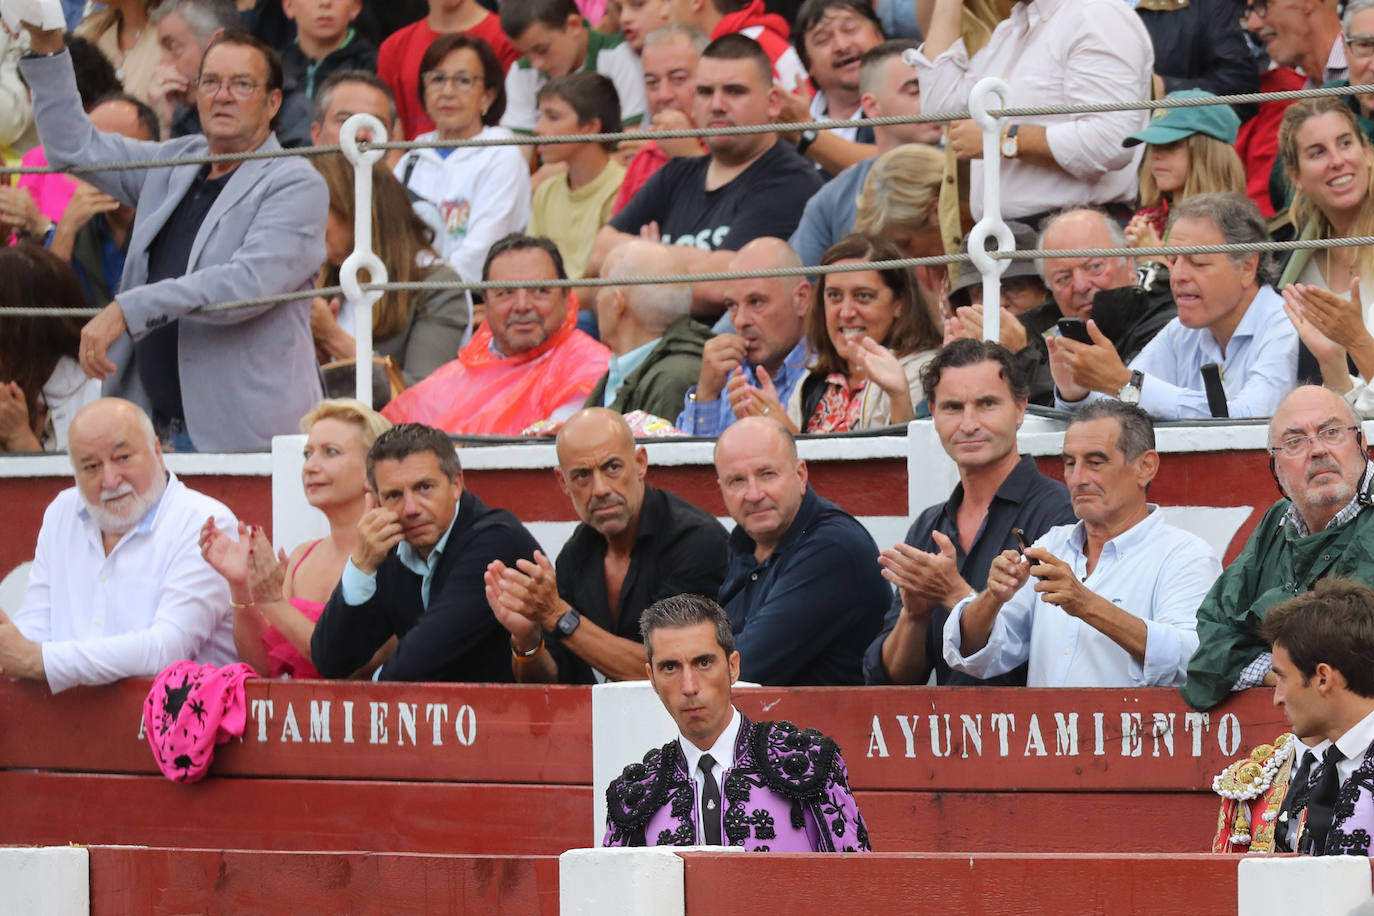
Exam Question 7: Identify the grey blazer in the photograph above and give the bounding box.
[21,50,327,452]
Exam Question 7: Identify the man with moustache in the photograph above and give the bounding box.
[486,408,727,682]
[590,34,823,317]
[0,399,237,693]
[676,238,811,436]
[943,400,1220,687]
[1184,385,1374,710]
[864,340,1073,686]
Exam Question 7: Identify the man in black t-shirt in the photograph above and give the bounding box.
[486,407,728,683]
[590,34,823,318]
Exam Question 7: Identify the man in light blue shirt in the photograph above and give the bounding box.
[1050,192,1298,419]
[676,238,811,435]
[943,400,1221,687]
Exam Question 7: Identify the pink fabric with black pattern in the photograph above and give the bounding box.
[142,660,256,783]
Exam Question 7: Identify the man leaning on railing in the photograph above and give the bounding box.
[16,21,327,452]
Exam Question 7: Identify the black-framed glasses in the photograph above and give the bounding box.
[1269,425,1360,457]
[194,76,264,99]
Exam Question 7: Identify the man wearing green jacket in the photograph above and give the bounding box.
[1182,385,1374,710]
[587,240,710,421]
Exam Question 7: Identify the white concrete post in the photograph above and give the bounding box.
[1237,855,1372,914]
[0,847,89,916]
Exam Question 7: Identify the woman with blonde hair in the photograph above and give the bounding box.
[1275,97,1374,411]
[310,152,469,387]
[1122,90,1245,258]
[200,399,393,678]
[74,0,159,103]
[853,143,947,299]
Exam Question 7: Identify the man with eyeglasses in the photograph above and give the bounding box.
[1050,192,1297,419]
[18,24,327,452]
[382,234,611,436]
[1005,208,1175,406]
[1242,0,1346,90]
[1317,1,1374,138]
[1182,385,1374,711]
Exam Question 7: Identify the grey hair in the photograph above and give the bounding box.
[1345,0,1374,32]
[1071,400,1155,461]
[1034,207,1130,283]
[150,0,241,42]
[642,23,710,55]
[640,594,735,663]
[1167,191,1277,286]
[313,69,397,131]
[608,249,690,332]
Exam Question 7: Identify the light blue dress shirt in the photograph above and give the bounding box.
[603,336,660,406]
[675,340,811,436]
[1057,285,1298,419]
[943,506,1221,687]
[340,503,461,610]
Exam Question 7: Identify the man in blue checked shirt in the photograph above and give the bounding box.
[675,238,810,436]
[943,400,1222,687]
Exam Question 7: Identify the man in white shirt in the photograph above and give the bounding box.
[1050,192,1298,420]
[1262,577,1374,856]
[910,0,1153,221]
[943,400,1221,687]
[0,398,237,693]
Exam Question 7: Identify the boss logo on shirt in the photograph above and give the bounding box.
[662,226,730,250]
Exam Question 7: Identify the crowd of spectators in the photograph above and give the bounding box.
[10,0,1374,850]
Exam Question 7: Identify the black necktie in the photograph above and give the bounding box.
[1276,749,1315,853]
[1302,745,1346,855]
[699,753,722,845]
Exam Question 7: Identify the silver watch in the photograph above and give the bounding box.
[1118,370,1144,406]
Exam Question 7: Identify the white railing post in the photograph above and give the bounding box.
[967,78,1013,343]
[338,113,389,406]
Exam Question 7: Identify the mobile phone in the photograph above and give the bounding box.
[1056,318,1092,344]
[1012,527,1030,556]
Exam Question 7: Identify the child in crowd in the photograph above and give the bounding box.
[280,0,378,100]
[530,73,626,280]
[498,0,647,150]
[378,0,520,139]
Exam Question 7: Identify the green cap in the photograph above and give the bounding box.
[1122,89,1241,147]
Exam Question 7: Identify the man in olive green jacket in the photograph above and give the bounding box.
[1182,386,1374,710]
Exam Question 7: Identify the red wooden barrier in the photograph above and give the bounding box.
[681,852,1244,916]
[87,847,559,916]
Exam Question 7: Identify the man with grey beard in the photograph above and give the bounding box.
[0,398,238,693]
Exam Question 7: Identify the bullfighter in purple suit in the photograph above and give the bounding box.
[604,594,870,851]
[1262,578,1374,856]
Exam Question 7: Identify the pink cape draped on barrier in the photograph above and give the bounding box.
[143,660,256,783]
[382,301,610,436]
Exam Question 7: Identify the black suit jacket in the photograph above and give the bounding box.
[311,490,540,681]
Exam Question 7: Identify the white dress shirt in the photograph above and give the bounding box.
[1057,285,1298,420]
[809,90,862,143]
[943,506,1220,686]
[909,0,1152,218]
[1334,707,1374,785]
[679,705,741,844]
[12,473,238,693]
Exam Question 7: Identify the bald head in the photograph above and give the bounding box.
[69,398,159,456]
[714,416,807,555]
[721,239,810,374]
[715,415,798,465]
[555,407,648,540]
[1270,385,1360,444]
[68,399,168,536]
[728,237,803,281]
[598,242,692,346]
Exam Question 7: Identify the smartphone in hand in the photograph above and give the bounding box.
[1056,318,1092,344]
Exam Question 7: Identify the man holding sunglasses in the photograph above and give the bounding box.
[1183,385,1374,710]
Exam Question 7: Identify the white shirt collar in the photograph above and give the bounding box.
[679,705,741,776]
[1334,706,1374,773]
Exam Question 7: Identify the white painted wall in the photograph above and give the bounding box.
[0,847,88,916]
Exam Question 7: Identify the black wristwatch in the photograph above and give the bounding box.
[556,608,582,637]
[797,129,818,155]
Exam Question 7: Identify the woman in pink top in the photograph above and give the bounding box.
[200,399,392,678]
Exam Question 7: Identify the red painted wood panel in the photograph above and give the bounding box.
[0,679,593,783]
[2,681,1283,792]
[0,771,594,855]
[87,847,560,916]
[855,790,1220,853]
[682,852,1242,916]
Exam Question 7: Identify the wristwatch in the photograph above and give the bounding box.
[797,129,819,155]
[1001,124,1020,159]
[556,608,582,638]
[1118,370,1144,405]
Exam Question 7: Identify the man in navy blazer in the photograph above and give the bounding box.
[19,24,326,452]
